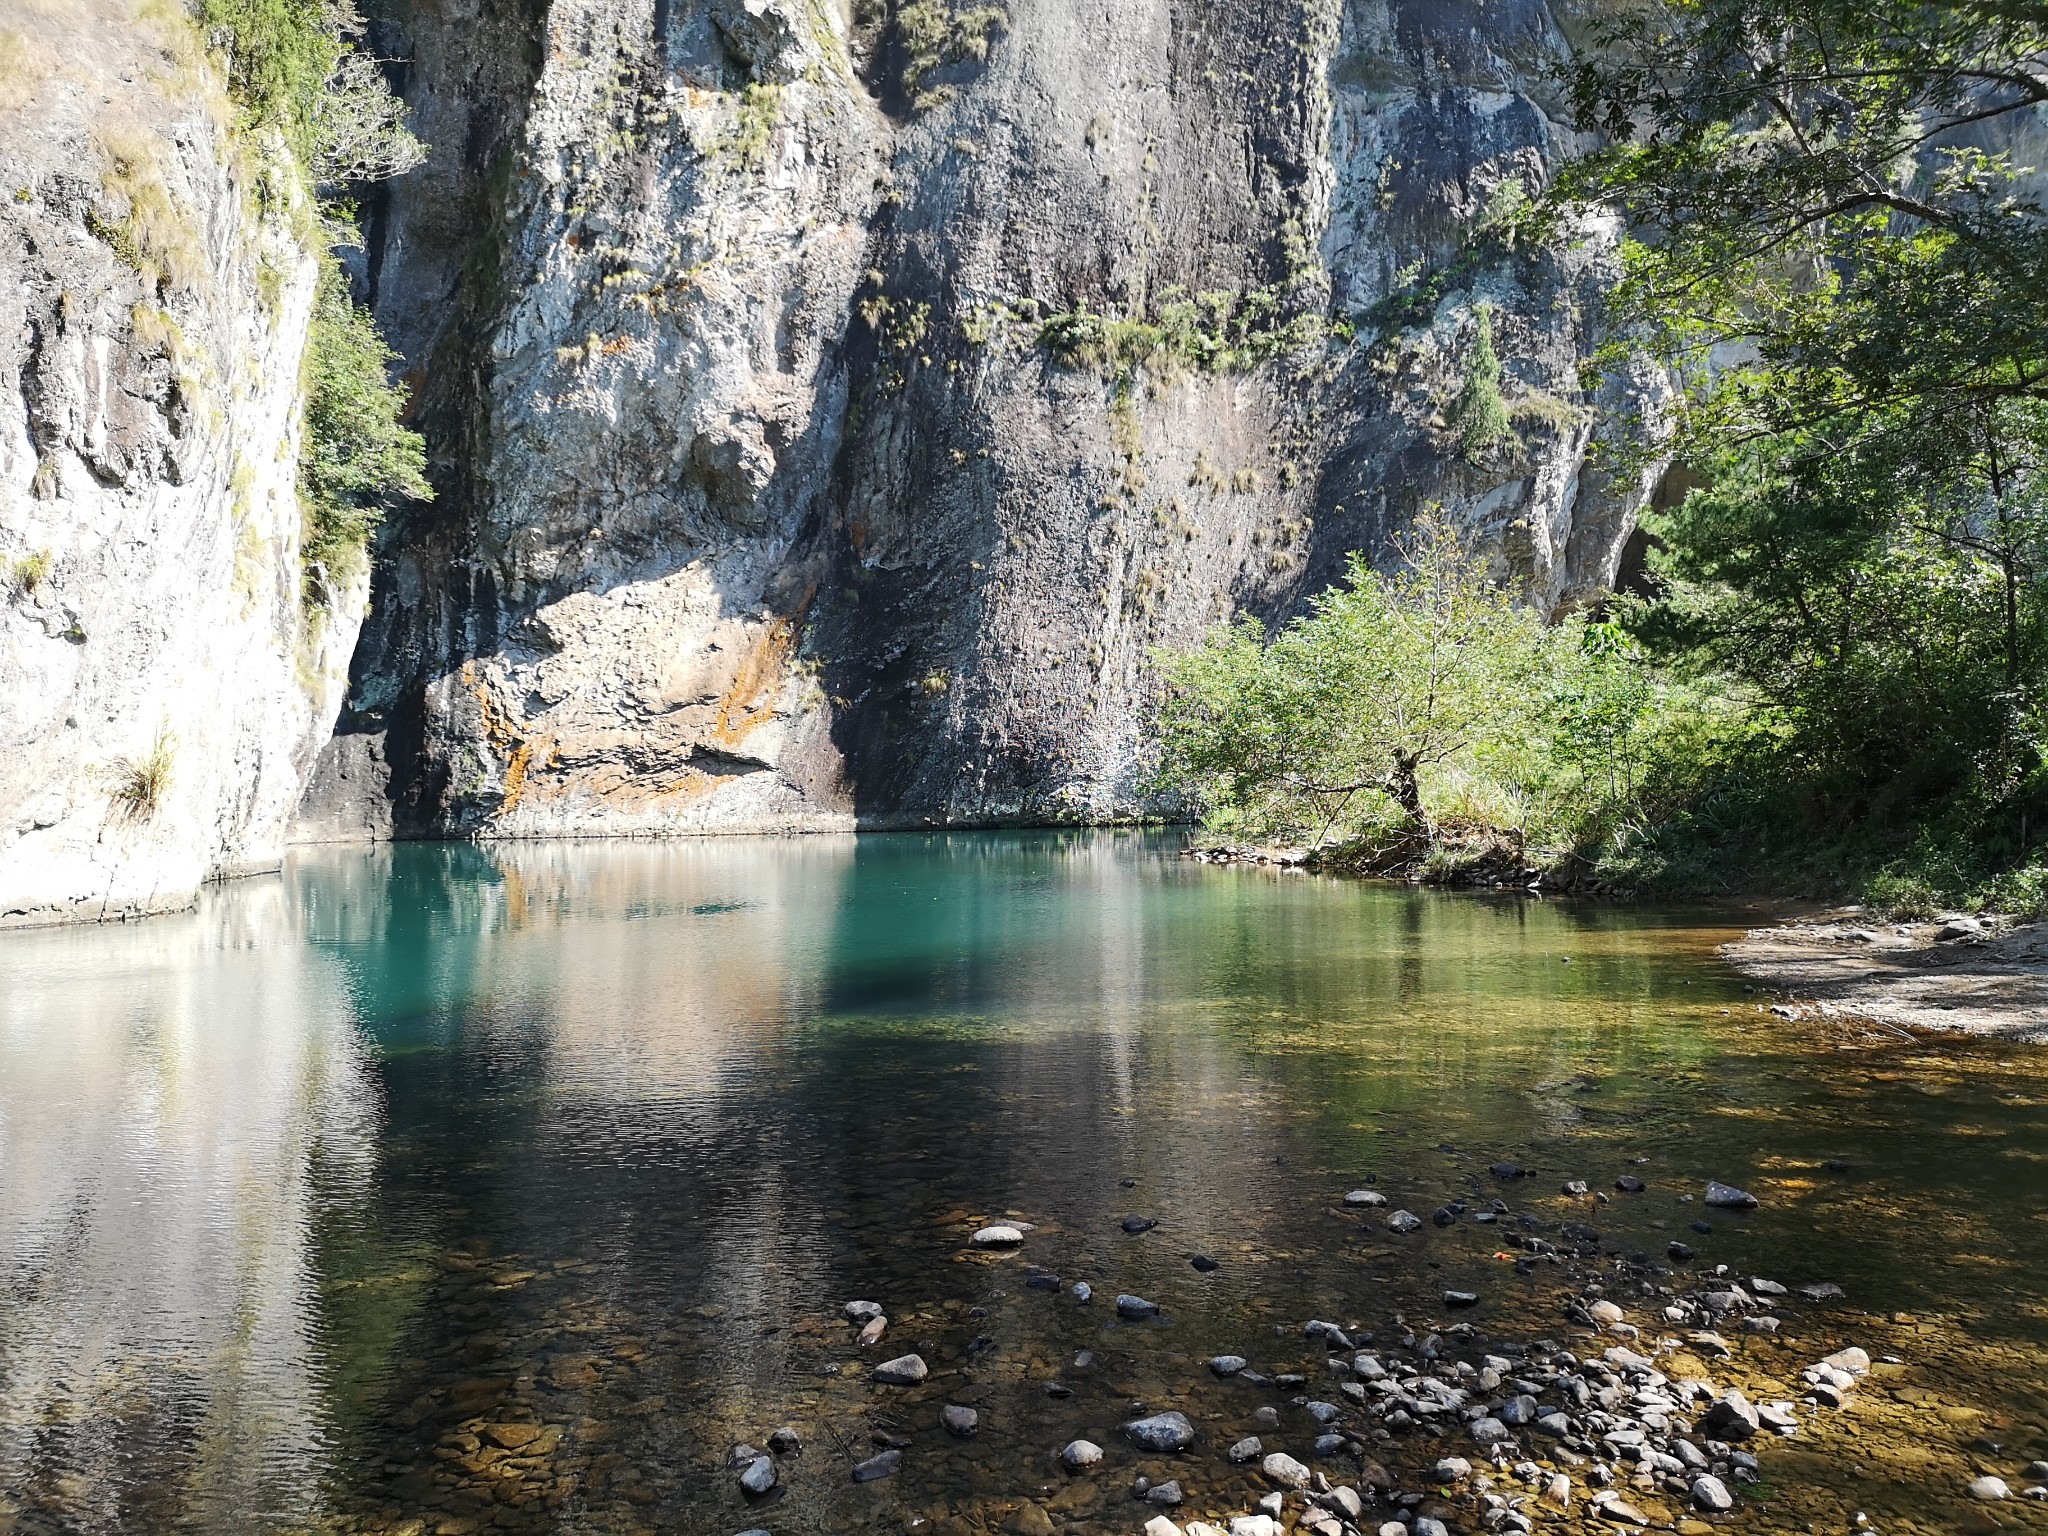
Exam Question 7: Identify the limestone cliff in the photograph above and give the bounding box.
[307,0,1665,839]
[3,0,1670,909]
[0,2,359,925]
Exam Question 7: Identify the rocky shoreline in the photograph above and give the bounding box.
[696,1188,2047,1536]
[1720,913,2048,1042]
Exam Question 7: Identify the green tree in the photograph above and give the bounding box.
[1155,513,1553,841]
[299,258,431,598]
[1544,0,2048,888]
[1447,304,1513,462]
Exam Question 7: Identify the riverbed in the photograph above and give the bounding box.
[0,832,2044,1535]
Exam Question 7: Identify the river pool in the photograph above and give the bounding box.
[0,833,2044,1536]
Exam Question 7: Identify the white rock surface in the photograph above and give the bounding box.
[0,5,358,926]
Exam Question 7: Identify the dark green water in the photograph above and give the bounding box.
[1,832,2044,1536]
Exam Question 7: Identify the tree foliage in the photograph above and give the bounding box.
[1154,515,1668,861]
[200,0,425,184]
[1541,0,2048,899]
[299,257,431,600]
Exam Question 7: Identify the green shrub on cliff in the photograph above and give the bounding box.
[299,258,430,601]
[199,0,423,184]
[196,0,431,607]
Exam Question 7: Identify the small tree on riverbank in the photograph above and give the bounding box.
[1155,513,1559,844]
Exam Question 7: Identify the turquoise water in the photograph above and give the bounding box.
[0,832,2044,1535]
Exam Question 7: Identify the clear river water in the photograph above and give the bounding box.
[1,832,2044,1536]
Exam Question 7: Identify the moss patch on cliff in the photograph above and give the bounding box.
[1034,286,1332,378]
[856,0,1007,112]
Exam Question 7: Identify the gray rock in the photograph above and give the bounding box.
[844,1300,884,1323]
[1970,1476,2011,1501]
[1821,1346,1871,1375]
[1442,1289,1479,1308]
[1061,1439,1104,1470]
[1228,1435,1264,1463]
[1500,1394,1539,1426]
[1305,1400,1344,1424]
[1797,1281,1846,1300]
[1535,1412,1572,1438]
[1070,1281,1092,1303]
[766,1426,800,1454]
[1756,1401,1799,1433]
[1346,1189,1388,1207]
[1117,1293,1161,1319]
[1386,1210,1423,1234]
[1414,1519,1451,1536]
[1210,1354,1248,1376]
[941,1404,978,1437]
[1125,1412,1196,1452]
[1261,1451,1312,1490]
[1471,1416,1511,1445]
[1321,1486,1365,1519]
[971,1224,1024,1246]
[1146,1480,1184,1506]
[1253,1406,1281,1429]
[738,1456,777,1495]
[852,1448,901,1482]
[1122,1214,1158,1233]
[1692,1474,1735,1512]
[1312,1433,1348,1458]
[872,1354,928,1385]
[1562,1180,1590,1196]
[1596,1496,1649,1524]
[1700,1390,1760,1441]
[1432,1456,1473,1482]
[1704,1181,1758,1209]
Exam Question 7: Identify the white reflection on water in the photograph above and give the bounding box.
[0,877,375,1533]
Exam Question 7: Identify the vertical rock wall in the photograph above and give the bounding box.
[328,0,1665,839]
[0,1,357,925]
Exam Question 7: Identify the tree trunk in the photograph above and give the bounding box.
[1391,750,1425,829]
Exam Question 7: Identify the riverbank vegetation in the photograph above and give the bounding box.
[1156,0,2048,916]
[198,0,430,604]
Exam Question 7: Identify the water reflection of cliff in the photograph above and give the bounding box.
[0,878,376,1534]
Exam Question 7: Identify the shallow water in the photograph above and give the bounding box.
[0,831,2044,1536]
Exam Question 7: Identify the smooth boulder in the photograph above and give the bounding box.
[1125,1412,1196,1452]
[1262,1451,1311,1490]
[872,1354,928,1385]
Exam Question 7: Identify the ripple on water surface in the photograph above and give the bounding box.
[0,832,2044,1535]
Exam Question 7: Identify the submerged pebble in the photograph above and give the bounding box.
[851,1448,901,1482]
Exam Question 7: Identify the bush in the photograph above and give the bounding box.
[1153,512,1667,861]
[299,257,430,603]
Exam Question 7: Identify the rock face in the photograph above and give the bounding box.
[0,2,356,925]
[331,0,1668,838]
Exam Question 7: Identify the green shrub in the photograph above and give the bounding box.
[298,258,430,603]
[1446,304,1512,462]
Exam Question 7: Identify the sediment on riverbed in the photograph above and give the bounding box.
[304,1180,2048,1536]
